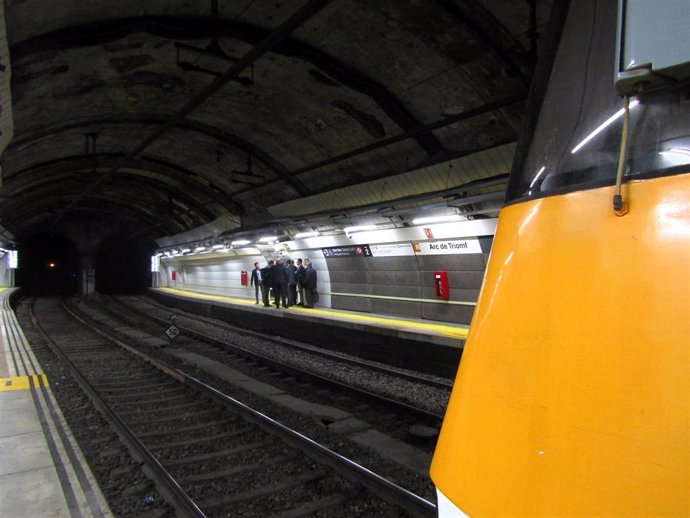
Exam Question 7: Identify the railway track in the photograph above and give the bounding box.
[26,296,436,517]
[91,294,451,453]
[109,295,450,420]
[130,295,454,390]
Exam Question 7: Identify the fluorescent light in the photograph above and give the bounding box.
[659,147,690,158]
[194,246,207,252]
[211,244,225,250]
[231,240,251,245]
[344,225,377,233]
[571,99,640,154]
[294,231,319,238]
[412,215,461,225]
[151,255,160,273]
[259,236,278,242]
[180,248,191,253]
[529,166,546,188]
[7,250,18,269]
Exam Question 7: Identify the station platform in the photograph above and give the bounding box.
[149,287,469,378]
[0,288,112,518]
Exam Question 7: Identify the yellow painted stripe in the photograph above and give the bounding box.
[158,287,469,339]
[0,375,49,392]
[287,306,469,339]
[160,287,259,306]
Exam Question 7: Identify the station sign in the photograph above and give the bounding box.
[412,238,482,255]
[323,240,484,257]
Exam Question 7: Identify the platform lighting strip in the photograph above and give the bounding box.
[294,231,319,238]
[343,225,377,233]
[412,215,461,225]
[161,225,394,255]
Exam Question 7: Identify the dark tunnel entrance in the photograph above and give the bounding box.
[16,234,79,295]
[95,236,155,294]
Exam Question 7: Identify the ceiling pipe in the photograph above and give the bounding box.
[50,0,334,232]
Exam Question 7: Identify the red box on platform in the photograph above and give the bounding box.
[434,271,449,299]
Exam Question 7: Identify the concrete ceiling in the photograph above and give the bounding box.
[0,0,552,249]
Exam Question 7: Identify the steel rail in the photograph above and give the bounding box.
[66,297,438,517]
[31,299,206,518]
[184,371,437,518]
[115,296,447,419]
[132,294,454,389]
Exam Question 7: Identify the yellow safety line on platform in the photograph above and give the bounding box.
[0,374,49,392]
[158,288,469,339]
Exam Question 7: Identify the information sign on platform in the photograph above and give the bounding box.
[322,244,372,258]
[369,243,415,257]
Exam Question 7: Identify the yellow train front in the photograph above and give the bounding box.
[430,1,690,516]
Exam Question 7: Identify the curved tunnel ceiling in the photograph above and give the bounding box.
[0,0,552,247]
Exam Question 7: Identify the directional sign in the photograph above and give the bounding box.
[322,244,372,258]
[164,324,180,341]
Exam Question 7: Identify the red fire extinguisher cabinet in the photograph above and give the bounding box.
[434,271,449,299]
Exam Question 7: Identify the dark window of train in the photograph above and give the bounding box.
[506,0,690,204]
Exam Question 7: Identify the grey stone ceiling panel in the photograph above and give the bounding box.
[0,0,553,247]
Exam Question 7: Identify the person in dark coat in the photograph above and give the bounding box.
[260,260,274,307]
[285,259,298,307]
[272,258,288,308]
[302,258,318,308]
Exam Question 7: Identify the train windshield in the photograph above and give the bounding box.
[506,0,690,203]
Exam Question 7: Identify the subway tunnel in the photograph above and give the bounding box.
[0,0,551,296]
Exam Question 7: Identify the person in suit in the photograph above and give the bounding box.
[250,262,262,304]
[260,260,274,307]
[295,258,305,306]
[285,259,298,306]
[273,258,288,308]
[302,258,318,308]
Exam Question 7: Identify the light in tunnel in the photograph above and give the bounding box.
[412,214,462,225]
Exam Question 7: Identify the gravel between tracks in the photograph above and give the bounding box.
[120,295,452,415]
[18,296,440,516]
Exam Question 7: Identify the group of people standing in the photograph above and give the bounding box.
[250,257,318,309]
